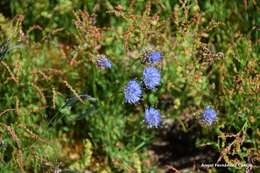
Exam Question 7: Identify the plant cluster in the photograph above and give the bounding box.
[0,0,259,173]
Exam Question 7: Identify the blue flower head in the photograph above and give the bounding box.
[143,67,161,90]
[96,55,112,69]
[202,106,217,125]
[124,80,142,104]
[148,51,162,64]
[144,107,161,128]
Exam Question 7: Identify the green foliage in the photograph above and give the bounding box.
[0,0,259,172]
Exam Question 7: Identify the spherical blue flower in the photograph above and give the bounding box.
[202,106,217,125]
[148,51,162,64]
[96,55,112,69]
[143,67,161,90]
[144,107,161,128]
[124,80,142,104]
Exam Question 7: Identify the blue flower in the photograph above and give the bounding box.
[144,107,161,128]
[96,55,112,69]
[202,106,217,125]
[124,80,142,104]
[143,67,161,90]
[148,51,162,64]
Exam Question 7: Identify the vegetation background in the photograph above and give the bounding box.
[0,0,259,172]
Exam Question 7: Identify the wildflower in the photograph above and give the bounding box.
[96,55,112,69]
[143,67,161,90]
[148,51,162,64]
[202,106,217,125]
[144,107,161,128]
[124,80,142,104]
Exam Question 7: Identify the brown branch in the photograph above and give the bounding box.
[166,165,181,173]
[0,108,16,117]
